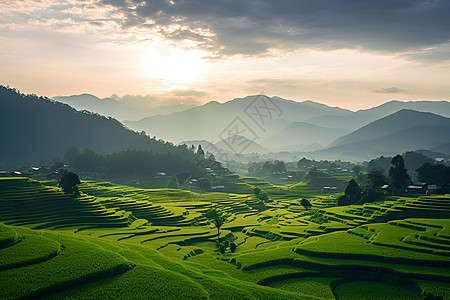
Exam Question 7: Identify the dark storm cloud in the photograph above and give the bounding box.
[98,0,450,60]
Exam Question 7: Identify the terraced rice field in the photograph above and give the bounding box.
[1,177,449,299]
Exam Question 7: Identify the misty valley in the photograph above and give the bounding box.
[1,86,449,299]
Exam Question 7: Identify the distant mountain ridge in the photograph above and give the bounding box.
[180,135,268,155]
[215,135,269,154]
[308,100,450,130]
[53,94,197,121]
[0,86,197,168]
[318,109,450,160]
[50,92,450,157]
[329,109,450,148]
[124,95,352,145]
[262,122,350,151]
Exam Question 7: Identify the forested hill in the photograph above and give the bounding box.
[0,86,199,169]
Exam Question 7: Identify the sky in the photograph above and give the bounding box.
[1,0,450,110]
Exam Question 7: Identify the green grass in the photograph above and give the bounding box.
[0,223,20,248]
[1,176,450,299]
[0,226,132,299]
[295,230,450,265]
[268,276,337,299]
[334,281,421,299]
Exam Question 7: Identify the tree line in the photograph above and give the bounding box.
[66,146,226,181]
[339,154,450,206]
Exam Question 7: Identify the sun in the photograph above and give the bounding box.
[143,47,207,84]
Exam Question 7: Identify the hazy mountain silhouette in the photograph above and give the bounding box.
[179,136,268,154]
[0,86,194,168]
[318,110,450,160]
[328,109,450,148]
[124,95,351,144]
[53,94,197,121]
[262,122,350,151]
[308,100,450,130]
[215,135,269,154]
[178,140,217,151]
[430,143,450,155]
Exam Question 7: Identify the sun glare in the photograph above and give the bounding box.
[143,47,206,84]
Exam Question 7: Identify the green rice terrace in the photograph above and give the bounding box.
[0,176,449,299]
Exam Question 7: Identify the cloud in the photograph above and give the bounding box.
[172,89,206,97]
[3,1,449,63]
[95,0,450,60]
[111,89,204,108]
[398,42,450,63]
[371,87,406,94]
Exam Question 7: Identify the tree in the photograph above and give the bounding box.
[297,157,313,168]
[352,165,361,175]
[337,194,348,206]
[344,179,362,205]
[258,192,269,202]
[58,168,81,195]
[300,198,312,210]
[253,187,261,197]
[416,163,450,186]
[358,188,384,205]
[367,169,387,190]
[262,161,273,174]
[197,144,205,157]
[272,160,286,173]
[52,161,64,171]
[198,177,211,190]
[403,151,433,180]
[64,146,79,164]
[389,155,410,192]
[205,208,230,247]
[230,242,237,253]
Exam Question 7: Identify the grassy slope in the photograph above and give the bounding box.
[1,176,449,299]
[0,224,314,300]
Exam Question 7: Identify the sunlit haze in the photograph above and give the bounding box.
[1,1,449,110]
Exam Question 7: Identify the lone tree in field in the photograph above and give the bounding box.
[344,179,362,204]
[205,207,230,245]
[300,198,312,210]
[389,155,410,192]
[58,168,81,195]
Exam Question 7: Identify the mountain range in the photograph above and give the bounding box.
[180,135,269,156]
[316,109,450,160]
[0,86,195,168]
[307,100,450,130]
[122,96,450,155]
[53,94,197,121]
[124,95,352,145]
[19,89,450,162]
[262,122,351,152]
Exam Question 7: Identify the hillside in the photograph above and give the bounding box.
[124,95,351,144]
[215,135,269,154]
[329,109,450,148]
[430,143,450,156]
[262,122,350,151]
[178,140,217,151]
[308,100,450,130]
[1,177,449,299]
[53,94,196,121]
[0,86,197,168]
[318,110,450,160]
